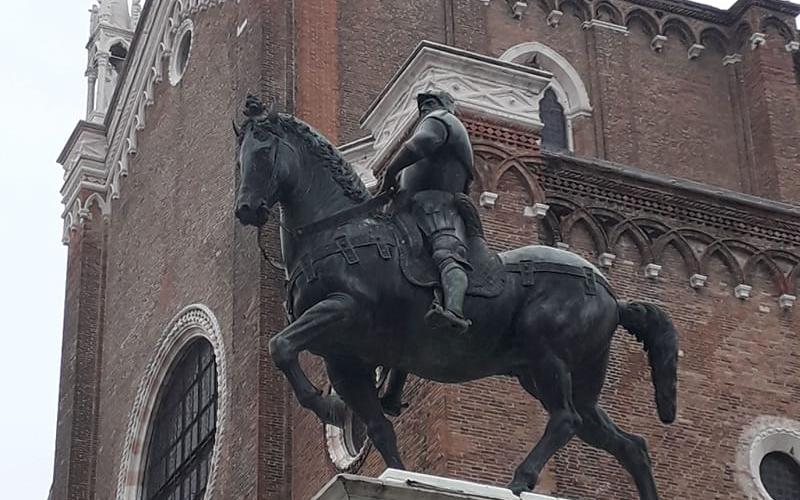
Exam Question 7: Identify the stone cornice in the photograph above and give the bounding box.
[543,151,800,246]
[361,41,551,175]
[623,0,800,25]
[58,120,106,165]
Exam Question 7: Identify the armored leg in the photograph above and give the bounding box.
[425,246,471,334]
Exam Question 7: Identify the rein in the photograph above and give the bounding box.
[255,188,395,271]
[291,188,395,238]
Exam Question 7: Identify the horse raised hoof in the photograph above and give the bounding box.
[424,306,471,334]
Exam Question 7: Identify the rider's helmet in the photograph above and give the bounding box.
[416,90,456,114]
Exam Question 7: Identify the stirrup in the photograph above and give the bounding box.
[425,305,471,334]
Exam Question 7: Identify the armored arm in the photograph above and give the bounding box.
[380,117,449,191]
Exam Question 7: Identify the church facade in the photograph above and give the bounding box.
[52,1,800,499]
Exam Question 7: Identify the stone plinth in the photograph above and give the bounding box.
[312,469,571,500]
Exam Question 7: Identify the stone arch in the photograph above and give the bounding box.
[700,241,745,284]
[500,42,592,152]
[733,22,753,52]
[540,209,562,245]
[653,231,701,276]
[495,158,546,204]
[558,0,591,21]
[594,1,623,24]
[760,16,794,44]
[789,263,800,295]
[535,0,556,14]
[625,9,659,38]
[500,42,592,119]
[115,304,229,500]
[561,209,609,254]
[662,18,697,48]
[744,253,788,294]
[608,219,654,263]
[700,27,730,55]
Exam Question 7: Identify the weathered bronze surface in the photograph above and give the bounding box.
[233,94,678,499]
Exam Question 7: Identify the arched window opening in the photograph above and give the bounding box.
[109,42,128,74]
[540,88,568,151]
[759,451,800,500]
[143,338,218,500]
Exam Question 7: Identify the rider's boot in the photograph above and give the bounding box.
[425,263,471,334]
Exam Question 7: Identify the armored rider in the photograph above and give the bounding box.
[380,90,474,334]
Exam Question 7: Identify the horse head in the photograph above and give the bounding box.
[234,95,298,227]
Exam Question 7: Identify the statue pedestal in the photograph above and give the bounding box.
[312,469,571,500]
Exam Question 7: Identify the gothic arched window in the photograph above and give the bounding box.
[143,338,218,500]
[540,88,568,151]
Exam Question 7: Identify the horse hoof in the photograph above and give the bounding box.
[506,480,530,496]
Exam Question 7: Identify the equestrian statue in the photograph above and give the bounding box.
[233,93,679,499]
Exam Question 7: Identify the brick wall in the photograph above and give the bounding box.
[53,0,800,499]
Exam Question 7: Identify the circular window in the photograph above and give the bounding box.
[169,20,193,86]
[143,338,217,499]
[737,416,800,500]
[760,452,800,500]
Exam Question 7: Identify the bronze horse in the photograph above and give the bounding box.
[233,97,678,499]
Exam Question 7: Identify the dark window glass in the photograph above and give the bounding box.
[760,451,800,500]
[540,88,568,151]
[793,52,800,87]
[144,339,217,500]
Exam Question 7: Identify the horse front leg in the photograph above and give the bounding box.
[269,293,357,427]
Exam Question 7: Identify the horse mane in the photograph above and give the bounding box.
[252,113,371,203]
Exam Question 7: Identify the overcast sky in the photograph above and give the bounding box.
[0,1,796,499]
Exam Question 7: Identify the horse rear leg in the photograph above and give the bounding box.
[327,358,405,470]
[577,405,659,500]
[508,352,582,495]
[269,293,358,426]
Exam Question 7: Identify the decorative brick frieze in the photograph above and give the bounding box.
[467,148,800,300]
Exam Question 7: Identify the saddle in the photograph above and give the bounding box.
[391,194,506,298]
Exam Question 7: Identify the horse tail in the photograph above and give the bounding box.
[617,301,678,424]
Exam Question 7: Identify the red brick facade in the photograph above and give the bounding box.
[52,0,800,499]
